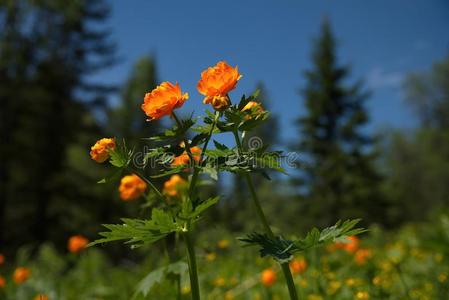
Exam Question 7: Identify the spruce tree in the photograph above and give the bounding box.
[296,19,384,227]
[0,0,115,247]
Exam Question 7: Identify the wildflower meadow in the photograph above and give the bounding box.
[1,1,449,300]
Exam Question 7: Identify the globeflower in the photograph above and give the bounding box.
[34,294,49,300]
[13,267,31,284]
[289,258,308,275]
[163,174,187,198]
[197,61,242,110]
[141,81,188,120]
[119,174,147,201]
[0,275,5,288]
[172,146,202,168]
[90,138,116,163]
[261,268,277,287]
[68,235,89,253]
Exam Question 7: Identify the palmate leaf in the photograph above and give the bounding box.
[133,260,188,299]
[88,209,181,249]
[109,141,133,168]
[239,233,296,263]
[239,219,366,263]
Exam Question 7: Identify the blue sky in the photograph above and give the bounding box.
[95,0,449,144]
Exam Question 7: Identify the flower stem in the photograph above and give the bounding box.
[232,130,299,300]
[184,231,200,300]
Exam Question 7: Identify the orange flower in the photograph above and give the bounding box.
[355,248,371,265]
[68,235,89,253]
[335,236,359,253]
[261,268,276,287]
[172,146,202,168]
[34,294,49,300]
[0,275,5,288]
[163,174,187,197]
[90,138,116,163]
[0,253,4,265]
[119,174,147,201]
[289,258,308,275]
[141,81,188,120]
[13,267,31,284]
[197,61,242,110]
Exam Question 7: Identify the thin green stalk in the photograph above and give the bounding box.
[184,231,200,300]
[233,130,299,300]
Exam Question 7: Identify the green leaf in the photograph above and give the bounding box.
[189,196,220,219]
[109,142,132,168]
[133,260,188,299]
[239,219,366,262]
[88,209,181,248]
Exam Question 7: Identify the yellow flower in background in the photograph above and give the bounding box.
[141,81,188,120]
[205,252,216,262]
[260,268,276,287]
[217,239,230,249]
[13,267,31,284]
[163,174,187,198]
[327,280,341,295]
[118,174,147,201]
[356,291,369,300]
[307,294,323,300]
[224,291,234,300]
[68,235,89,253]
[242,101,264,119]
[438,272,447,283]
[181,285,191,295]
[34,295,49,300]
[197,61,242,110]
[0,275,5,288]
[289,257,308,275]
[90,138,115,163]
[213,276,226,287]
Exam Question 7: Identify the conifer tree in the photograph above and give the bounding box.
[296,19,384,227]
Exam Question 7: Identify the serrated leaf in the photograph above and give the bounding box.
[132,261,188,299]
[239,219,366,262]
[88,210,181,248]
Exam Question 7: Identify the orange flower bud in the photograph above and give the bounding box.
[141,81,188,120]
[90,138,116,163]
[118,174,147,201]
[0,253,4,265]
[197,61,241,110]
[335,236,359,253]
[0,275,5,288]
[34,294,49,300]
[13,267,31,284]
[163,174,187,198]
[261,268,276,287]
[242,101,264,113]
[68,235,89,253]
[355,248,371,265]
[289,258,308,275]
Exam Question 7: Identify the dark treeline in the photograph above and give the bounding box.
[1,0,449,255]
